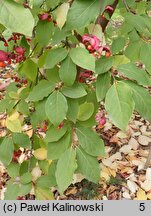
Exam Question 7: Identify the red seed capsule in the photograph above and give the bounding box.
[14,46,25,55]
[39,13,49,21]
[0,50,8,62]
[0,61,6,68]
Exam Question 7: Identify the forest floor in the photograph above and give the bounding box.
[0,67,151,200]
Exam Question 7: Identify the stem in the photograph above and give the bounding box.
[96,0,119,32]
[74,31,82,43]
[49,3,62,12]
[29,42,38,57]
[122,0,131,12]
[40,0,46,8]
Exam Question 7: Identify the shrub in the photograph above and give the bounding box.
[0,0,151,199]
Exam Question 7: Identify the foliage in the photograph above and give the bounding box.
[0,0,151,200]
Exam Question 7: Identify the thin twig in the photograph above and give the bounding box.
[29,42,38,57]
[122,0,131,12]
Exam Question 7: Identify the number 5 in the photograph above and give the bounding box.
[139,203,145,211]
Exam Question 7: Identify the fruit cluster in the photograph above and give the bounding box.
[12,75,28,85]
[82,34,111,58]
[0,50,9,68]
[0,45,26,68]
[12,150,22,163]
[78,70,93,83]
[0,31,28,68]
[0,33,24,47]
[37,121,48,133]
[95,111,106,129]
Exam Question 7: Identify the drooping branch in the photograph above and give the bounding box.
[96,0,119,32]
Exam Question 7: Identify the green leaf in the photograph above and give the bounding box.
[70,47,95,72]
[44,48,68,69]
[96,72,111,101]
[62,83,87,98]
[46,0,60,8]
[48,161,57,186]
[1,100,17,114]
[56,148,77,194]
[140,43,151,74]
[124,14,150,35]
[17,100,29,115]
[124,81,151,122]
[7,163,20,178]
[19,59,38,81]
[95,57,113,74]
[136,2,147,14]
[33,148,47,160]
[0,138,14,166]
[117,63,151,86]
[19,160,29,176]
[0,23,5,33]
[27,80,55,102]
[112,55,130,68]
[78,113,96,128]
[20,173,32,184]
[86,89,98,110]
[13,133,31,148]
[51,27,71,46]
[36,21,54,46]
[77,102,94,121]
[67,99,79,123]
[66,0,100,30]
[125,40,143,61]
[9,91,19,100]
[128,29,140,42]
[47,133,71,160]
[4,183,19,200]
[6,119,22,133]
[38,50,49,68]
[36,175,55,188]
[56,3,70,29]
[19,87,30,100]
[31,99,47,128]
[45,91,68,126]
[76,147,100,183]
[0,0,34,36]
[45,125,67,142]
[46,66,60,83]
[76,126,105,157]
[18,183,32,196]
[38,160,49,175]
[105,82,135,131]
[0,99,8,113]
[35,187,54,200]
[59,56,77,86]
[111,37,126,54]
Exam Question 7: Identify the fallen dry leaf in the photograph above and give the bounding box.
[134,188,147,200]
[128,138,139,150]
[138,135,151,146]
[127,180,138,194]
[123,191,131,199]
[65,187,78,196]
